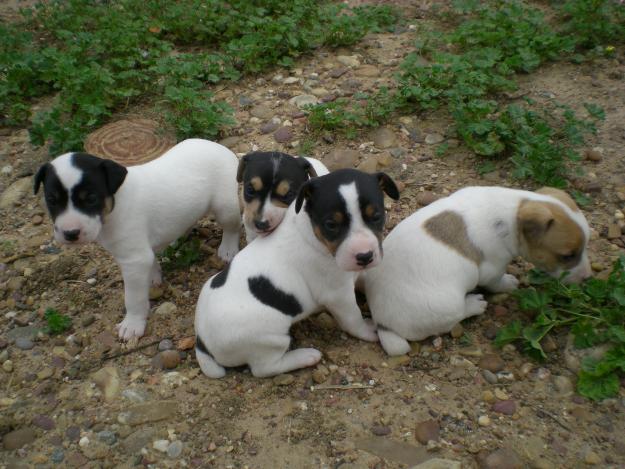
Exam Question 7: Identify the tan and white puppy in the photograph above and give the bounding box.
[363,186,592,356]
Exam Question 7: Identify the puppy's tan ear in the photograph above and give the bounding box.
[536,187,579,212]
[518,200,554,240]
[236,154,248,183]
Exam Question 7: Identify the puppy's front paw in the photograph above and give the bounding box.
[116,316,147,341]
[497,273,520,292]
[465,294,487,316]
[353,319,379,342]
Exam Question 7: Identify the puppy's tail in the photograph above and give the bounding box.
[195,336,226,378]
[378,327,411,356]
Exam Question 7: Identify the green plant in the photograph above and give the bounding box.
[495,257,625,400]
[44,308,72,335]
[557,0,625,50]
[160,235,203,271]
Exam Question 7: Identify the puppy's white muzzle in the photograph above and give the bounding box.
[336,231,381,272]
[54,210,102,244]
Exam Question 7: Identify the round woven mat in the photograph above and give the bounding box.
[84,119,176,166]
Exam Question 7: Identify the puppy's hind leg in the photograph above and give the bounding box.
[378,327,411,356]
[465,293,487,317]
[195,349,226,379]
[150,259,162,286]
[248,335,321,378]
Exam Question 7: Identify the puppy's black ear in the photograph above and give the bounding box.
[295,180,315,213]
[34,164,49,194]
[296,157,318,179]
[236,154,248,183]
[376,172,400,200]
[100,159,128,195]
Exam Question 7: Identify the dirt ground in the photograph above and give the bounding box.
[1,2,625,468]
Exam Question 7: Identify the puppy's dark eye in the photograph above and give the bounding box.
[85,193,98,205]
[245,184,256,198]
[323,219,339,232]
[369,210,383,223]
[559,252,577,263]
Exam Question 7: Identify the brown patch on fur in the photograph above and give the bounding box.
[103,197,115,216]
[424,211,482,264]
[243,198,261,225]
[518,200,584,272]
[364,204,375,218]
[333,212,344,223]
[313,224,340,255]
[272,200,289,208]
[250,177,263,191]
[536,187,579,212]
[275,180,290,197]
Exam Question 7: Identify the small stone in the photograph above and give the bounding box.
[168,440,183,458]
[289,94,318,109]
[149,287,163,300]
[371,425,391,436]
[312,368,328,384]
[591,262,604,272]
[357,156,378,173]
[66,451,89,467]
[584,149,602,162]
[479,354,505,373]
[493,305,508,317]
[153,439,170,452]
[51,448,65,463]
[152,350,180,370]
[425,133,445,145]
[158,339,174,351]
[154,302,177,316]
[492,399,516,415]
[450,323,464,339]
[607,224,621,240]
[3,359,13,372]
[15,337,34,350]
[3,427,36,450]
[458,347,483,358]
[584,450,601,465]
[66,426,81,442]
[371,127,397,149]
[494,388,509,400]
[377,152,393,168]
[412,458,462,469]
[274,127,294,143]
[32,214,44,225]
[177,336,195,351]
[337,55,360,68]
[97,430,117,446]
[0,177,32,209]
[326,149,360,170]
[284,77,299,84]
[260,121,280,134]
[553,375,574,395]
[415,419,440,444]
[0,338,7,349]
[478,415,491,427]
[482,390,496,403]
[416,191,438,207]
[387,355,411,368]
[273,374,295,386]
[250,104,273,119]
[32,415,55,430]
[81,315,96,327]
[92,366,121,402]
[482,370,498,384]
[329,67,348,78]
[86,278,96,285]
[480,448,523,469]
[118,401,179,426]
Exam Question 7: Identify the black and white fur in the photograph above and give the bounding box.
[237,151,329,242]
[194,169,399,378]
[34,139,241,340]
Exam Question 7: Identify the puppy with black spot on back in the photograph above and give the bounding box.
[194,168,400,378]
[237,151,328,242]
[362,186,593,356]
[34,139,242,340]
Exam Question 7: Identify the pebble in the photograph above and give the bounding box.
[260,121,280,134]
[79,436,90,447]
[86,277,97,285]
[66,426,81,442]
[81,315,96,327]
[425,133,445,145]
[118,400,179,426]
[371,425,391,436]
[357,156,378,173]
[450,323,464,339]
[415,419,440,444]
[584,149,602,162]
[152,350,181,370]
[480,448,524,469]
[482,369,498,384]
[584,450,601,465]
[92,366,121,402]
[325,149,360,170]
[289,94,318,109]
[329,67,348,78]
[0,177,32,209]
[412,458,462,469]
[416,191,438,206]
[32,414,55,430]
[458,346,483,358]
[312,367,328,384]
[284,76,299,84]
[387,355,411,368]
[494,388,509,400]
[273,374,295,386]
[97,430,117,445]
[371,127,397,149]
[154,302,177,316]
[0,337,6,349]
[250,104,273,119]
[479,354,505,373]
[492,399,516,415]
[51,448,65,463]
[607,224,621,239]
[168,440,183,458]
[274,126,294,143]
[158,339,174,351]
[553,375,574,395]
[337,55,360,67]
[2,427,36,449]
[153,439,170,452]
[478,415,491,427]
[15,337,34,350]
[32,214,43,225]
[3,359,14,372]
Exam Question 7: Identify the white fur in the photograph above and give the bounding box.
[195,198,377,378]
[50,139,241,340]
[243,157,329,242]
[363,186,591,355]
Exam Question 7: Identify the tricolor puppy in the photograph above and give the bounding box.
[363,186,592,356]
[237,151,329,242]
[34,139,241,340]
[195,169,400,378]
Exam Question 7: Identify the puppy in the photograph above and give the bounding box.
[363,186,592,356]
[236,151,329,242]
[195,169,399,378]
[34,139,241,340]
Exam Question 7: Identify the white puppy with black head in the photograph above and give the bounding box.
[34,139,241,340]
[237,151,328,242]
[363,186,592,356]
[195,169,400,378]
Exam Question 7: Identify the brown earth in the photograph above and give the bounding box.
[1,2,625,468]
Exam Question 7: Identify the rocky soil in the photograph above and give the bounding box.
[2,2,625,468]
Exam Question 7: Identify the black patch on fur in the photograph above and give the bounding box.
[34,164,69,221]
[195,335,212,356]
[248,275,302,317]
[210,263,231,289]
[240,152,313,212]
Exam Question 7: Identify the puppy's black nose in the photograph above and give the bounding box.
[356,251,373,266]
[63,229,81,242]
[254,220,270,231]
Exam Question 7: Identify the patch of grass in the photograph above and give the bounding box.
[2,0,398,154]
[44,307,72,335]
[495,257,625,401]
[159,235,203,271]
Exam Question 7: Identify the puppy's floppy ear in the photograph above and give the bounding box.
[295,179,315,213]
[375,172,400,200]
[296,157,318,179]
[100,159,128,195]
[518,200,554,240]
[236,154,249,183]
[34,163,49,194]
